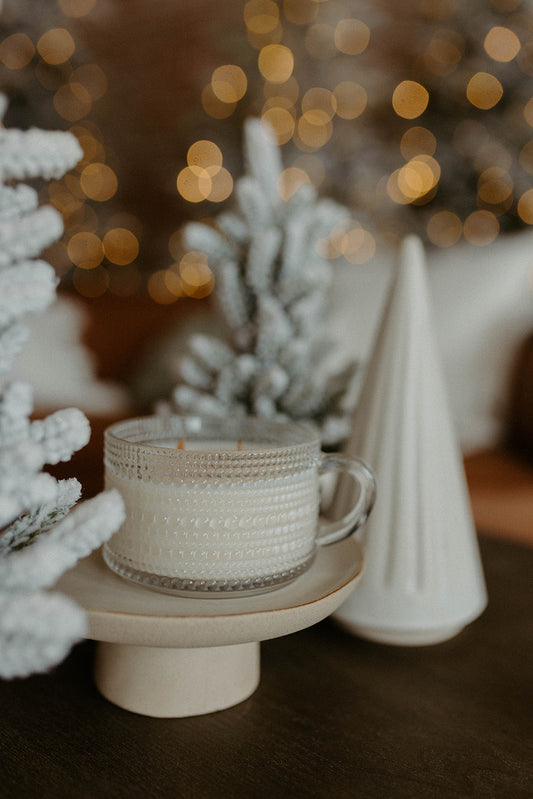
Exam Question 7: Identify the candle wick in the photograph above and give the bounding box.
[177,437,186,450]
[237,438,243,451]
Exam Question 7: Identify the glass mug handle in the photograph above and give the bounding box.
[316,454,376,546]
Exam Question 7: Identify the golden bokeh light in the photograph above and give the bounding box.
[207,168,234,202]
[103,228,139,265]
[484,26,521,62]
[73,264,109,297]
[201,84,236,119]
[179,252,215,299]
[67,231,104,269]
[258,44,294,83]
[53,82,92,121]
[48,180,84,215]
[477,167,513,205]
[392,81,429,119]
[394,155,440,202]
[463,210,499,245]
[37,28,75,66]
[334,18,370,56]
[519,141,533,174]
[466,72,503,109]
[296,114,333,150]
[301,87,336,124]
[400,126,437,159]
[244,0,280,34]
[261,105,296,144]
[72,128,106,164]
[211,65,248,103]
[187,140,223,172]
[282,0,318,25]
[523,98,533,127]
[305,24,337,60]
[177,166,212,203]
[341,227,376,264]
[277,167,311,201]
[0,33,35,70]
[333,81,367,119]
[427,211,463,247]
[71,64,108,101]
[517,189,533,224]
[80,163,118,201]
[148,270,181,304]
[58,0,97,17]
[386,170,411,205]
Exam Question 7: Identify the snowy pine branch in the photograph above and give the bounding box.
[171,118,357,445]
[0,93,125,679]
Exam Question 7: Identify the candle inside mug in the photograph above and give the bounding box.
[103,415,375,596]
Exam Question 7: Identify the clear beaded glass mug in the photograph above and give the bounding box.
[103,415,376,596]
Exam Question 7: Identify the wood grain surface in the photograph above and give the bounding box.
[1,536,531,799]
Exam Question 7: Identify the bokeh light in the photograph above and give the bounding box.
[392,81,429,119]
[58,0,97,17]
[0,33,35,70]
[277,167,310,200]
[283,0,318,26]
[178,251,215,298]
[463,210,499,245]
[244,0,280,34]
[400,127,437,159]
[53,81,92,122]
[427,211,463,247]
[519,141,533,174]
[466,72,503,109]
[334,19,370,56]
[258,44,294,83]
[37,28,75,65]
[484,26,521,62]
[333,81,367,119]
[80,163,118,201]
[211,65,248,103]
[103,228,139,265]
[517,189,533,224]
[67,231,104,268]
[148,269,182,304]
[341,226,376,264]
[201,84,236,119]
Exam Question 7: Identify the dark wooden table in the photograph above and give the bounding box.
[1,536,532,799]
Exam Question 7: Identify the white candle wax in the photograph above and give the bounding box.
[105,439,319,582]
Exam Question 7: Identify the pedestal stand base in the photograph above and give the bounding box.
[94,641,260,717]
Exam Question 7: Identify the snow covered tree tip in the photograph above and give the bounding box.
[0,94,125,679]
[172,118,357,446]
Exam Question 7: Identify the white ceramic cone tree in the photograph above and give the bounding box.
[333,235,488,645]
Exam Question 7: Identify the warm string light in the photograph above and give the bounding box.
[3,0,533,300]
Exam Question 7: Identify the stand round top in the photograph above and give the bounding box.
[56,538,364,649]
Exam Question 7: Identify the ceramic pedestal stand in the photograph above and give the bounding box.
[56,536,364,717]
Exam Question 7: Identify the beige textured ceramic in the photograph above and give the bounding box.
[56,537,364,718]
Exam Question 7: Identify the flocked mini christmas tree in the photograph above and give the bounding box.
[171,118,356,446]
[0,94,124,679]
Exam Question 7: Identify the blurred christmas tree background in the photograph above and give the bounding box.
[1,0,533,303]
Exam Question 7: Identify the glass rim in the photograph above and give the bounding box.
[104,414,321,457]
